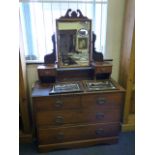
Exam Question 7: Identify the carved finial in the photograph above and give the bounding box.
[71,11,78,18]
[60,9,88,19]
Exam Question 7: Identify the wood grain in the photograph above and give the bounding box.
[38,136,118,152]
[119,0,135,125]
[38,123,120,144]
[36,108,121,127]
[32,79,124,151]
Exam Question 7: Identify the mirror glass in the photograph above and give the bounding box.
[56,20,91,67]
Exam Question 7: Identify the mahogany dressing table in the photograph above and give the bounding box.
[31,9,125,152]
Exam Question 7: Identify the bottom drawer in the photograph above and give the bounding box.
[38,123,120,144]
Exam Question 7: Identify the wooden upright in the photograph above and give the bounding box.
[119,0,135,131]
[19,50,32,142]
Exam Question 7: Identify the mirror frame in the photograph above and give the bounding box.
[56,9,92,68]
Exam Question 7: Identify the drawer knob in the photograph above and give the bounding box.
[97,98,106,105]
[96,112,104,120]
[96,128,104,136]
[56,132,64,140]
[55,116,64,125]
[55,100,63,108]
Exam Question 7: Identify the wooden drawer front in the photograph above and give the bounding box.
[38,123,120,144]
[95,66,112,74]
[36,108,121,127]
[38,69,56,76]
[82,93,123,109]
[33,95,81,111]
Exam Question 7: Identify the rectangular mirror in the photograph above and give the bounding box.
[56,11,92,68]
[49,81,83,94]
[84,80,117,91]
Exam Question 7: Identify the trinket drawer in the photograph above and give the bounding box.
[32,80,125,152]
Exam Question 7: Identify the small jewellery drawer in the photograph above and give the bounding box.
[38,68,56,76]
[36,108,121,127]
[33,95,81,111]
[38,123,120,144]
[95,66,112,74]
[82,93,123,109]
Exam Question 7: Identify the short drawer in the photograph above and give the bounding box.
[95,66,112,74]
[38,123,120,144]
[82,93,123,109]
[35,108,121,127]
[33,95,81,111]
[38,69,57,76]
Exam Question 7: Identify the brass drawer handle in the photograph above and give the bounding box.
[56,132,64,140]
[96,128,104,136]
[96,112,104,120]
[55,116,64,125]
[97,98,106,105]
[55,100,63,108]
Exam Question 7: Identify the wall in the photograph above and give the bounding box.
[26,64,38,102]
[26,0,126,98]
[105,0,125,81]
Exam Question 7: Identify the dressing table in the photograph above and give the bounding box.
[31,9,125,152]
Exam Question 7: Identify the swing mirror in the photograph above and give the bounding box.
[56,9,92,68]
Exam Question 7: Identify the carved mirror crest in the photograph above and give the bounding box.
[56,9,92,68]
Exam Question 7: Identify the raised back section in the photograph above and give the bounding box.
[38,9,112,83]
[56,67,94,82]
[37,60,113,83]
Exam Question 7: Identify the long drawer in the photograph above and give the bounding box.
[33,93,123,112]
[82,93,123,109]
[33,95,81,111]
[38,122,120,144]
[35,108,121,127]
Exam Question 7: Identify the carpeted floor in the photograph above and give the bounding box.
[19,131,135,155]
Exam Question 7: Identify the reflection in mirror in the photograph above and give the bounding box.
[78,28,88,36]
[57,20,91,67]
